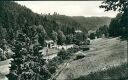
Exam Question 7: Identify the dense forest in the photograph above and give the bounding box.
[46,14,111,33]
[0,1,83,44]
[108,12,128,39]
[46,13,83,34]
[0,1,56,42]
[72,16,111,31]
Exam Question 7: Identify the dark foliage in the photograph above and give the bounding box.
[100,0,128,39]
[46,13,81,35]
[57,49,71,60]
[74,54,85,60]
[73,32,87,45]
[100,0,128,13]
[7,33,52,80]
[0,1,59,43]
[89,33,95,40]
[72,16,111,31]
[57,30,66,45]
[96,25,109,38]
[108,13,123,37]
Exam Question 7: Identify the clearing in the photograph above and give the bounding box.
[56,37,127,80]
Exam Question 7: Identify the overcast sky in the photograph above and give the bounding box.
[16,1,118,17]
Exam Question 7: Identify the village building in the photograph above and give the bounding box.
[75,30,82,33]
[88,30,96,35]
[45,40,57,48]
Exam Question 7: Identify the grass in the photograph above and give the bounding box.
[74,63,128,80]
[56,38,127,80]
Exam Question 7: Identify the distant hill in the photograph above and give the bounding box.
[0,1,85,42]
[72,16,111,31]
[46,14,88,34]
[46,15,112,33]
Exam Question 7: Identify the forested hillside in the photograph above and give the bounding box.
[0,1,56,42]
[0,1,83,44]
[0,1,112,45]
[72,16,111,31]
[46,13,87,34]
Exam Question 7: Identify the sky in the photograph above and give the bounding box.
[16,1,118,17]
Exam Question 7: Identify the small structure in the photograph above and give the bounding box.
[88,30,96,35]
[57,44,73,50]
[75,30,82,33]
[45,40,56,48]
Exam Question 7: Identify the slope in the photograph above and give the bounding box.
[56,38,127,80]
[72,16,111,31]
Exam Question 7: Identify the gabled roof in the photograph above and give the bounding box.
[75,30,82,33]
[45,40,54,43]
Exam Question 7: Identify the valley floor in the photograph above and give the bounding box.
[0,37,127,80]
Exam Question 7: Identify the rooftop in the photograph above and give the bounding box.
[75,30,82,33]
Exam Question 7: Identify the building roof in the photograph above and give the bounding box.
[88,30,95,34]
[75,30,82,33]
[45,40,54,43]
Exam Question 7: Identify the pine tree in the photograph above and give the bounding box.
[57,30,66,45]
[51,31,58,42]
[7,33,51,80]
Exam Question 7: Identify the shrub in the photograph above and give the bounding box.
[57,49,71,60]
[79,45,89,51]
[74,54,85,60]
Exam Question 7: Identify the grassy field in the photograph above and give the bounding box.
[74,63,128,80]
[56,38,127,80]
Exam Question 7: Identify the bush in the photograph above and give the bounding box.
[57,49,71,60]
[89,33,95,40]
[74,54,85,60]
[79,45,89,51]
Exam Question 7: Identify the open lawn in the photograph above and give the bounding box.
[56,37,127,80]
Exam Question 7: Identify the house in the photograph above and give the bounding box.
[75,30,82,33]
[45,40,57,48]
[88,30,96,35]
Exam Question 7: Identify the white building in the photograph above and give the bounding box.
[45,40,57,48]
[75,30,82,33]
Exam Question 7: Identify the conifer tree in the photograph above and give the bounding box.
[7,33,51,80]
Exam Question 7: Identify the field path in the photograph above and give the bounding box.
[56,38,127,80]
